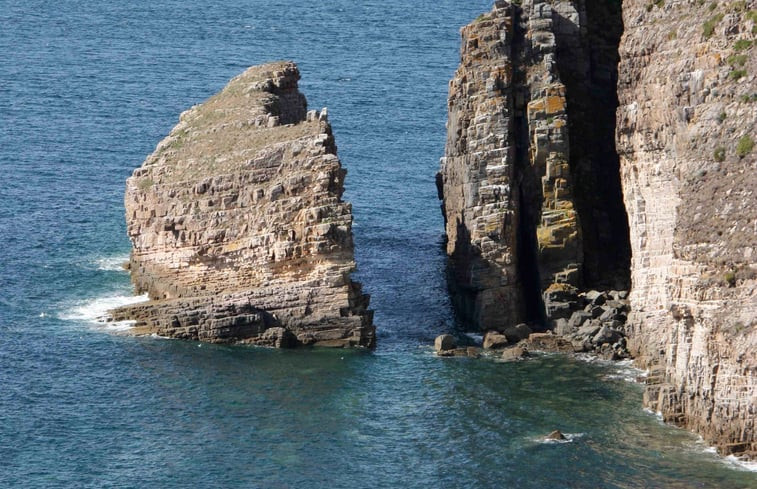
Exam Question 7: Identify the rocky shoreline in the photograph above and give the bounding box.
[437,0,755,459]
[433,288,632,361]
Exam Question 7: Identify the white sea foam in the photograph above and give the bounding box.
[93,254,130,272]
[689,436,757,473]
[463,332,483,344]
[59,294,148,330]
[643,407,664,422]
[724,455,757,472]
[575,354,646,383]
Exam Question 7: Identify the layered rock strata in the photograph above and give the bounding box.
[438,3,524,331]
[111,61,374,348]
[438,0,630,330]
[443,0,756,459]
[618,0,756,457]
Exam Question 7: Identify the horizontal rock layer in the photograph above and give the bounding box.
[112,61,374,348]
[618,0,756,457]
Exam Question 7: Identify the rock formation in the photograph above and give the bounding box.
[440,0,756,458]
[438,0,630,329]
[618,0,756,458]
[110,61,375,348]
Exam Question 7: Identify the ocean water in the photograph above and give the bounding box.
[0,0,755,487]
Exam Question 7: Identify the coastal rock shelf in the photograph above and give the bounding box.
[110,61,375,348]
[440,0,756,459]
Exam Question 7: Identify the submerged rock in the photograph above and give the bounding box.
[546,430,566,441]
[110,61,374,348]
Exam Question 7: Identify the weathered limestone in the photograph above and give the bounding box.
[442,0,755,458]
[618,0,756,458]
[110,61,374,348]
[438,1,523,331]
[438,0,627,331]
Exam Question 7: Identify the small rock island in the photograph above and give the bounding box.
[110,61,375,348]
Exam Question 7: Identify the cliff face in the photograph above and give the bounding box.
[618,0,756,457]
[438,2,524,330]
[111,62,374,348]
[441,0,756,458]
[438,0,630,329]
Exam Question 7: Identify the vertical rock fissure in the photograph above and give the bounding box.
[512,4,548,327]
[553,0,631,291]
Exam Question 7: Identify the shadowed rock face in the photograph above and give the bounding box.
[618,0,756,458]
[111,61,374,348]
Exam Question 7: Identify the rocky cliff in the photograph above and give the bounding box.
[438,0,630,330]
[618,0,756,458]
[111,61,375,348]
[440,0,756,458]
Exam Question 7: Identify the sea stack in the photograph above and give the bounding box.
[111,61,375,348]
[440,0,756,458]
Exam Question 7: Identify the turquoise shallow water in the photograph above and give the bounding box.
[1,0,755,487]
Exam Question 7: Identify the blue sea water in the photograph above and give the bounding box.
[0,0,755,487]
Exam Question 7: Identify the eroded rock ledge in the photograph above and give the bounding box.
[111,61,374,348]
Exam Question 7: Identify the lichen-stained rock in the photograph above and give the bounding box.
[111,61,374,348]
[437,0,587,331]
[617,0,756,458]
[438,1,524,331]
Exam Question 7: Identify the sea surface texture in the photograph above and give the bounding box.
[0,1,755,487]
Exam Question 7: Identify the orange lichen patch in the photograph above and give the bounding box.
[545,282,574,293]
[553,118,566,129]
[545,95,566,115]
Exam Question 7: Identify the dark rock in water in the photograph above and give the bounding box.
[435,334,456,353]
[501,346,528,362]
[466,347,482,358]
[504,323,533,343]
[546,430,567,441]
[483,331,509,350]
